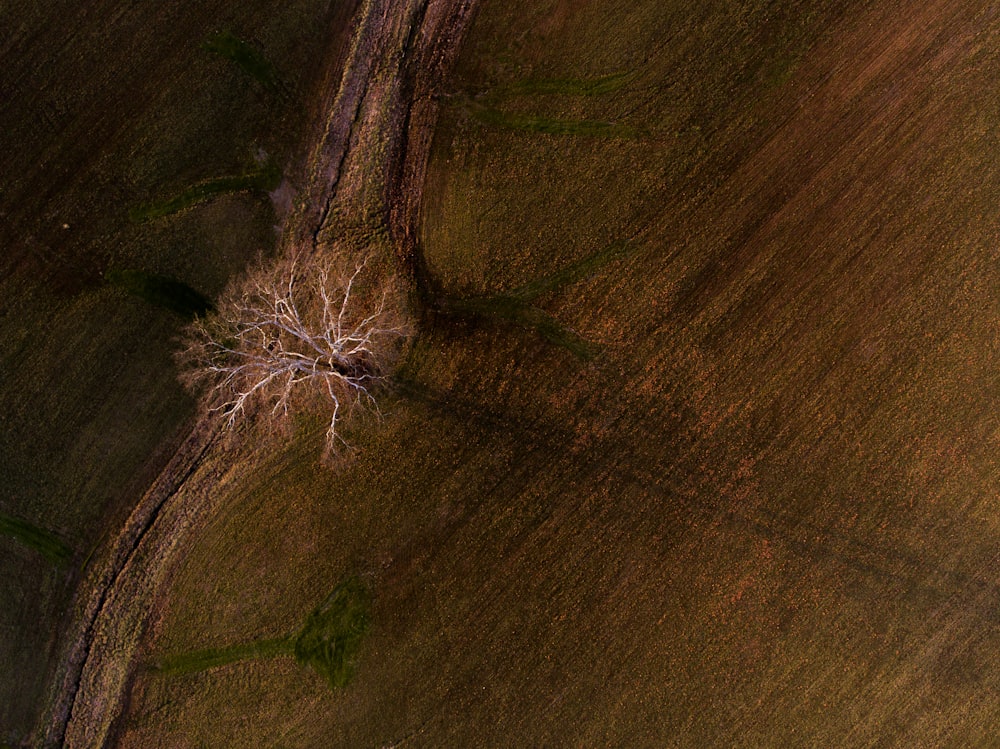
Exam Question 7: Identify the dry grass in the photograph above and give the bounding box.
[112,0,1000,746]
[0,0,351,741]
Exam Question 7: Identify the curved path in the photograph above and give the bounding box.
[36,0,478,745]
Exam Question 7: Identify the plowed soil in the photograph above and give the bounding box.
[104,0,1000,746]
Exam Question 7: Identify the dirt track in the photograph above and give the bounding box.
[34,1,479,745]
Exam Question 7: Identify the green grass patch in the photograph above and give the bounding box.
[762,51,802,88]
[130,160,281,222]
[0,512,73,566]
[293,576,371,689]
[509,240,637,301]
[106,269,214,318]
[153,577,371,688]
[460,72,639,138]
[202,31,287,97]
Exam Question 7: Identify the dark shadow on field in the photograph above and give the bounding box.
[106,269,214,318]
[389,373,580,459]
[440,295,599,359]
[631,464,1000,626]
[400,341,1000,636]
[415,240,637,361]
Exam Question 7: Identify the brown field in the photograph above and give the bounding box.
[22,0,1000,745]
[0,0,353,743]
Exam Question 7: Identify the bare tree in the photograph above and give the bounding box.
[178,252,410,450]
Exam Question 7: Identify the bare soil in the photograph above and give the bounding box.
[62,0,1000,746]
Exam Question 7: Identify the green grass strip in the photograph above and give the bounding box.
[131,160,281,221]
[154,636,295,675]
[0,512,73,565]
[202,31,287,96]
[153,576,372,688]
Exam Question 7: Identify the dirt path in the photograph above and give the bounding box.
[34,1,478,746]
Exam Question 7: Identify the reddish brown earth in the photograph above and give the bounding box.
[44,0,1000,746]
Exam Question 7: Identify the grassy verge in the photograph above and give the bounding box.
[0,0,348,738]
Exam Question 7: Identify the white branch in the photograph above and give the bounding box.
[179,253,409,451]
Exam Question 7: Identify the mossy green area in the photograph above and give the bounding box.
[0,513,73,566]
[293,577,371,688]
[202,31,289,97]
[0,0,355,741]
[154,636,295,676]
[129,160,282,222]
[488,71,634,98]
[40,0,1000,746]
[154,576,370,689]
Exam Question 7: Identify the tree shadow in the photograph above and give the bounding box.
[419,240,636,361]
[106,269,214,319]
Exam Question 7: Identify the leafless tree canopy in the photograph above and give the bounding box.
[178,252,409,450]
